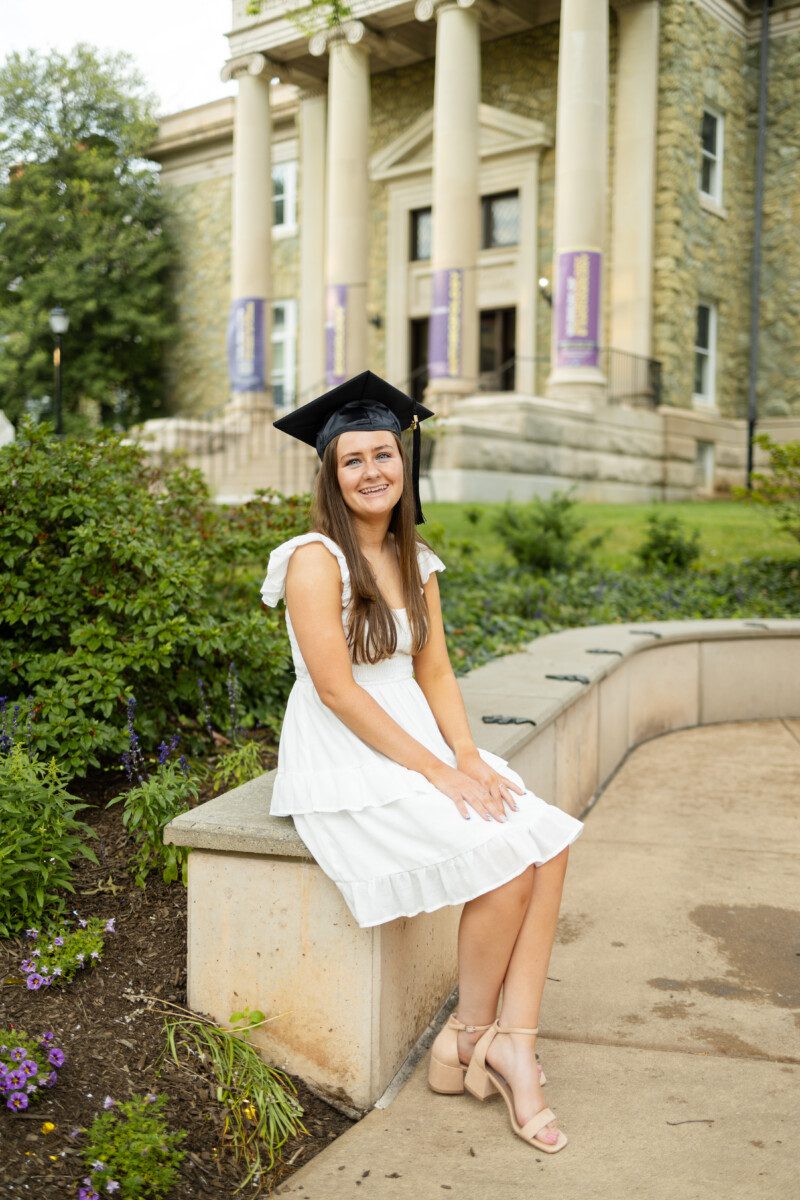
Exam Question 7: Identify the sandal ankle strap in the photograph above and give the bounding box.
[497,1021,539,1035]
[450,1014,493,1033]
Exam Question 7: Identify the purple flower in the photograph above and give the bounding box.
[78,1188,100,1200]
[26,973,45,990]
[25,928,38,940]
[7,1091,28,1111]
[9,1047,26,1062]
[104,918,116,934]
[6,1069,26,1089]
[54,936,65,946]
[31,948,41,957]
[106,1183,120,1194]
[47,1047,65,1067]
[76,953,85,964]
[90,951,100,960]
[52,967,63,976]
[39,1032,55,1045]
[41,1070,59,1088]
[20,1059,38,1078]
[144,1092,158,1103]
[20,959,35,972]
[102,1095,115,1109]
[91,1160,106,1170]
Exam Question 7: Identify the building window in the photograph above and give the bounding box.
[272,161,297,232]
[410,207,432,261]
[481,191,519,249]
[693,302,717,406]
[272,300,296,409]
[699,108,723,203]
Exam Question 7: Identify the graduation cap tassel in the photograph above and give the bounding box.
[411,410,425,524]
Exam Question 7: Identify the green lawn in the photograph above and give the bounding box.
[422,499,798,571]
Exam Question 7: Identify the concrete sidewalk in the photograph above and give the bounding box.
[275,720,800,1200]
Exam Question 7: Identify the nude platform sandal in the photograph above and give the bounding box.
[463,1019,567,1153]
[428,1012,546,1096]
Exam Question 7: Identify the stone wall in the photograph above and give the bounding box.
[756,28,800,416]
[162,175,232,417]
[653,0,755,418]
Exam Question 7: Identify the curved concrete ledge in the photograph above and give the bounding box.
[164,618,800,1111]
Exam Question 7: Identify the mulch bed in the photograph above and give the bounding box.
[0,766,355,1198]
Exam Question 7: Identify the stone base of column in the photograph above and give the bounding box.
[424,377,477,417]
[226,390,273,416]
[545,368,606,408]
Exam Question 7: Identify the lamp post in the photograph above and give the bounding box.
[48,306,70,436]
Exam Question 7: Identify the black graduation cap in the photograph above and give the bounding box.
[273,370,434,524]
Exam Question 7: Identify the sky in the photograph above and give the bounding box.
[3,0,237,116]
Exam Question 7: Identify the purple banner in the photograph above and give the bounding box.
[227,297,266,391]
[428,267,463,379]
[554,249,602,369]
[325,284,348,386]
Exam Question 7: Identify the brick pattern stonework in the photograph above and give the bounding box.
[653,0,755,417]
[162,176,232,418]
[756,29,800,416]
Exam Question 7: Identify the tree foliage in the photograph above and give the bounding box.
[0,44,178,430]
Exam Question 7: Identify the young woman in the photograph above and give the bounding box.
[260,372,584,1154]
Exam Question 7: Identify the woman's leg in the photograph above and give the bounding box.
[489,846,571,1142]
[453,865,535,1065]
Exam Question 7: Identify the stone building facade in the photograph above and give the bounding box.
[147,0,800,503]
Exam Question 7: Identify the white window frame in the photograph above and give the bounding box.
[272,160,297,236]
[271,299,297,410]
[694,440,715,493]
[693,300,717,409]
[699,107,724,205]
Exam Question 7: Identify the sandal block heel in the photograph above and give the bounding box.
[428,1055,466,1095]
[463,1056,498,1101]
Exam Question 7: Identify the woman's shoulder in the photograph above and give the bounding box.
[414,539,446,583]
[260,532,351,608]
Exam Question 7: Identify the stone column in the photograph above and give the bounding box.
[546,0,609,405]
[298,90,327,398]
[610,2,659,374]
[311,23,370,386]
[221,53,273,412]
[416,0,481,414]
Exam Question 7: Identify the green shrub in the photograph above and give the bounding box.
[737,433,800,544]
[635,511,702,572]
[79,1093,187,1200]
[490,489,603,573]
[0,421,304,776]
[0,744,98,937]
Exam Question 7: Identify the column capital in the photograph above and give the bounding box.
[415,0,479,22]
[220,53,272,84]
[308,19,367,58]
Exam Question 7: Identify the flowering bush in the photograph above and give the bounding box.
[0,742,98,937]
[0,1028,66,1112]
[17,915,116,991]
[107,698,198,887]
[0,422,301,776]
[76,1092,187,1200]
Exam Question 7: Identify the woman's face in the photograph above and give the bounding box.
[335,430,404,520]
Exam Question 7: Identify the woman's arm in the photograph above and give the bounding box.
[413,571,524,804]
[284,543,508,821]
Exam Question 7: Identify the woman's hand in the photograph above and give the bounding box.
[425,758,521,823]
[457,748,525,814]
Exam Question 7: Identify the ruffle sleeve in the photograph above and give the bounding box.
[260,533,352,608]
[416,542,446,586]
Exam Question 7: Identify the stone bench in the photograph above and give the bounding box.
[164,618,800,1113]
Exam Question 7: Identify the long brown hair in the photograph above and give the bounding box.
[309,430,432,664]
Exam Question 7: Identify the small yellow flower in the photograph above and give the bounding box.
[49,1155,58,1162]
[41,1122,56,1135]
[243,1105,257,1122]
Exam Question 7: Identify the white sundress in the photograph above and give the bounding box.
[259,532,584,929]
